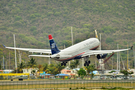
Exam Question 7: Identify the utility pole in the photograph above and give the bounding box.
[117,44,119,70]
[13,34,17,72]
[121,56,125,70]
[127,44,128,70]
[48,42,51,65]
[69,27,73,67]
[112,57,113,70]
[71,27,73,45]
[82,58,84,68]
[49,57,50,65]
[3,56,4,70]
[133,46,135,68]
[9,52,10,69]
[99,34,101,50]
[6,61,7,69]
[18,51,22,64]
[119,51,120,71]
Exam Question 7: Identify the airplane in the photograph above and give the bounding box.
[3,30,133,66]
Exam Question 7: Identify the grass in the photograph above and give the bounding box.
[0,82,135,90]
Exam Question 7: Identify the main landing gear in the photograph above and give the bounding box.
[61,62,67,66]
[84,56,91,66]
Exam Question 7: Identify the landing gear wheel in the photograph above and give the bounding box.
[61,62,66,66]
[64,63,66,66]
[87,63,89,66]
[88,61,90,64]
[61,63,63,66]
[84,63,86,66]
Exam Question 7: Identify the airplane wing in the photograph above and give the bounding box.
[82,46,133,57]
[3,44,51,54]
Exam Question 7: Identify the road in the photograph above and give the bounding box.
[0,80,135,85]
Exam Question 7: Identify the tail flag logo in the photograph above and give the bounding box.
[51,43,55,49]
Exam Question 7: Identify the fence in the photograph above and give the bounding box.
[0,76,135,90]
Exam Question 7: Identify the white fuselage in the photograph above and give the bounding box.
[52,38,100,61]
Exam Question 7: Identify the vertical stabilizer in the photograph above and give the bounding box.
[48,35,60,55]
[95,30,101,50]
[95,30,98,38]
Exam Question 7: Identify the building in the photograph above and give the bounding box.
[22,68,38,74]
[61,69,71,75]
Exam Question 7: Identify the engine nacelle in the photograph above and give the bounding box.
[97,54,107,59]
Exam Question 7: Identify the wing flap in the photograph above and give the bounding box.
[29,54,72,58]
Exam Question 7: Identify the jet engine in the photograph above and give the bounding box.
[97,54,107,59]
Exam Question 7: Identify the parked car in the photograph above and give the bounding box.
[117,76,123,80]
[49,76,55,79]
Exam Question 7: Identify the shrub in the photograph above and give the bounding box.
[106,38,114,43]
[15,16,22,21]
[30,26,37,31]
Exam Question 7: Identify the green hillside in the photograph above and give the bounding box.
[0,0,135,69]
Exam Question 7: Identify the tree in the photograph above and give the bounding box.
[120,70,133,79]
[109,70,116,73]
[70,60,79,69]
[85,64,95,79]
[78,68,86,79]
[37,64,42,73]
[19,62,25,69]
[31,70,36,75]
[12,62,25,73]
[70,61,76,69]
[85,64,95,74]
[43,63,48,72]
[27,58,37,68]
[46,64,58,75]
[56,63,65,73]
[18,62,25,72]
[30,26,37,31]
[0,64,1,70]
[74,60,79,68]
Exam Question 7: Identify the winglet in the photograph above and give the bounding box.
[95,30,98,38]
[130,46,133,50]
[2,44,6,48]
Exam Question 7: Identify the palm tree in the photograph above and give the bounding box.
[37,64,42,74]
[85,64,95,78]
[70,60,79,69]
[56,63,65,73]
[18,62,25,73]
[43,63,48,72]
[74,60,79,68]
[13,62,25,73]
[28,58,37,68]
[70,61,76,69]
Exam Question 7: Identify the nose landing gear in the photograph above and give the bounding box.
[84,56,91,66]
[84,60,91,66]
[61,62,67,66]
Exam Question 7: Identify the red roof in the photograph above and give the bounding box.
[70,74,75,76]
